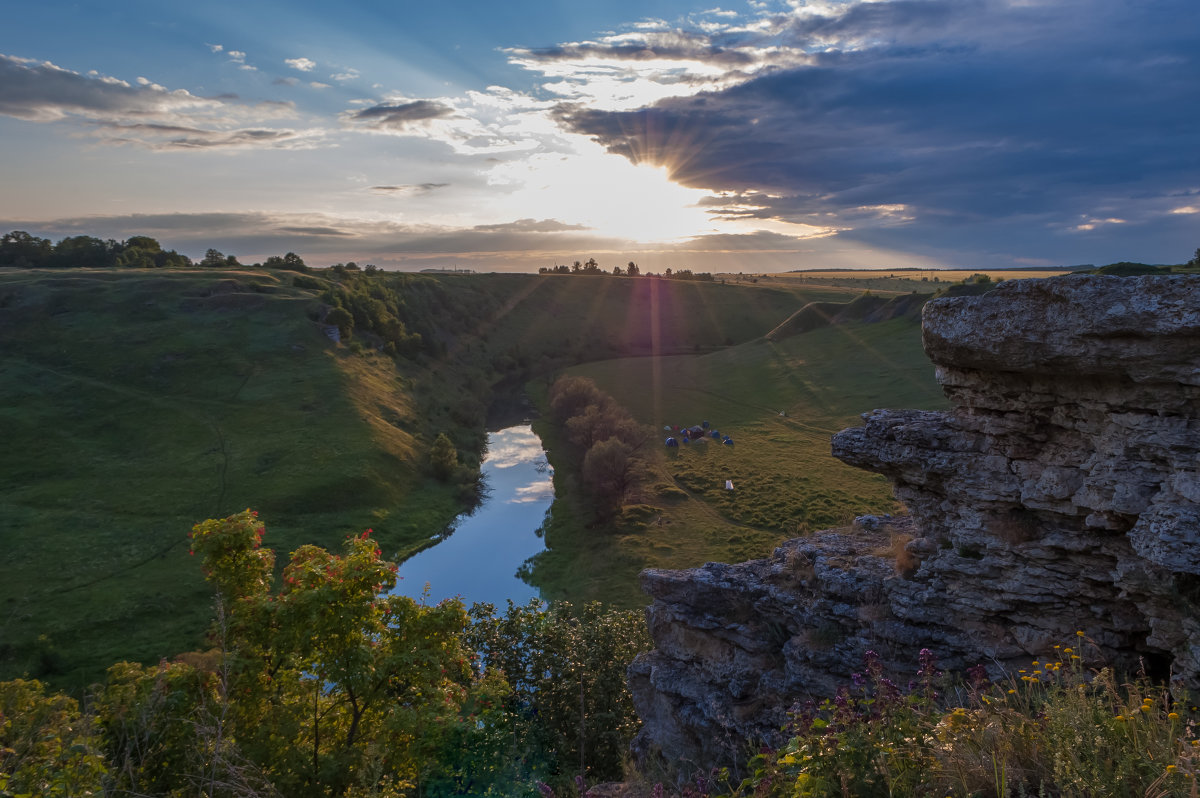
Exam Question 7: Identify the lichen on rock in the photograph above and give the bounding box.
[630,275,1200,772]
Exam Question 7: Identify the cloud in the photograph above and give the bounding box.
[370,183,449,194]
[509,479,554,503]
[546,0,1200,262]
[285,57,316,72]
[471,218,588,233]
[487,427,547,469]
[331,68,360,81]
[349,99,455,130]
[95,122,320,151]
[0,53,317,150]
[0,54,215,122]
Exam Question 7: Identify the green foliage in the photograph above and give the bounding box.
[464,599,651,792]
[292,273,325,290]
[0,230,193,269]
[725,639,1200,798]
[548,376,647,518]
[187,511,480,796]
[2,513,652,797]
[0,679,107,797]
[326,305,355,338]
[429,432,459,481]
[1095,261,1172,276]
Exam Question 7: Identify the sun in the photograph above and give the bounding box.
[486,135,718,243]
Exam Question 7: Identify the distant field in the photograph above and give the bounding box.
[528,314,950,608]
[737,269,1071,294]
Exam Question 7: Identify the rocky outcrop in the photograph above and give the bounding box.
[630,275,1200,771]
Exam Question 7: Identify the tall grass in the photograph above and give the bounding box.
[720,635,1199,797]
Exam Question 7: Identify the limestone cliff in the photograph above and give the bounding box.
[630,275,1200,771]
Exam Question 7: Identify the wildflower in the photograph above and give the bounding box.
[1167,765,1177,774]
[1076,630,1085,637]
[1008,689,1016,694]
[1064,647,1073,654]
[1115,715,1125,721]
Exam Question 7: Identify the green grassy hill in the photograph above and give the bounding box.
[528,314,950,607]
[0,268,469,688]
[0,266,907,686]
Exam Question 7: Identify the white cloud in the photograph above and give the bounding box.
[1170,205,1198,215]
[509,479,554,503]
[0,54,308,150]
[285,57,316,72]
[331,68,360,81]
[486,427,546,468]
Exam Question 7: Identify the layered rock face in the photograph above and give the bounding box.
[630,275,1200,771]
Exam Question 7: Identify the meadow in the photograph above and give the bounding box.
[527,312,949,608]
[0,265,866,687]
[0,268,465,687]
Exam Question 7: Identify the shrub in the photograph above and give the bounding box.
[724,636,1200,798]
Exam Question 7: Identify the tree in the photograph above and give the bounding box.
[186,510,480,797]
[325,306,354,338]
[1190,247,1200,268]
[430,433,459,480]
[549,376,604,424]
[582,438,636,508]
[0,230,52,267]
[200,248,227,268]
[626,261,639,277]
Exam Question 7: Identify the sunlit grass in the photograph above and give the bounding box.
[0,269,459,689]
[529,315,948,607]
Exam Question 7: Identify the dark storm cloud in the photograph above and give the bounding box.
[350,100,454,130]
[370,183,449,194]
[554,0,1200,261]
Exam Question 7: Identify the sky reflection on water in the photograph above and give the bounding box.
[391,425,551,608]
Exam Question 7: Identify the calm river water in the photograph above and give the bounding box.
[391,425,552,608]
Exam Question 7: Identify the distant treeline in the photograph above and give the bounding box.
[539,257,716,281]
[0,230,313,273]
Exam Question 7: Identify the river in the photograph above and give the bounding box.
[391,425,552,608]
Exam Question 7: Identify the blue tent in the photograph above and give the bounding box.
[665,437,679,447]
[710,430,721,440]
[723,436,734,446]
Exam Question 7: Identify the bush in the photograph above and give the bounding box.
[724,637,1200,798]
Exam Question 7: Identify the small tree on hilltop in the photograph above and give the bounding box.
[430,433,458,481]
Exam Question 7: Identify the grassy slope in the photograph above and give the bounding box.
[0,267,910,684]
[528,314,950,608]
[0,269,462,688]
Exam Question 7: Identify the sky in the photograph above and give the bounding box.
[1,0,1197,272]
